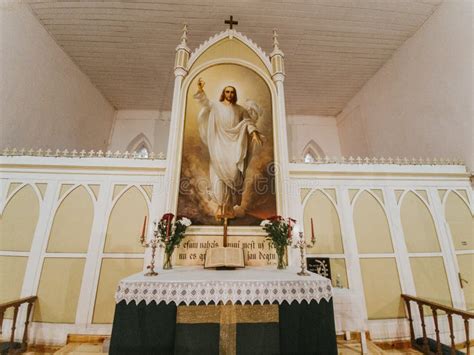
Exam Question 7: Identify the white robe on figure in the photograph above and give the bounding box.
[194,91,257,209]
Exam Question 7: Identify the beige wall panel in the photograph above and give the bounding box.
[330,258,348,288]
[0,185,39,251]
[410,257,452,306]
[457,190,468,202]
[438,189,447,201]
[112,184,127,200]
[360,258,405,319]
[401,192,440,253]
[93,258,143,324]
[354,191,393,253]
[445,192,473,251]
[47,186,93,253]
[304,191,344,254]
[191,38,269,75]
[371,189,384,204]
[300,188,312,203]
[104,187,148,253]
[325,189,337,202]
[415,190,429,204]
[457,254,474,310]
[141,185,153,201]
[59,184,74,199]
[36,183,47,199]
[88,184,100,200]
[7,183,21,198]
[0,256,28,318]
[395,190,404,204]
[349,189,359,203]
[33,258,85,323]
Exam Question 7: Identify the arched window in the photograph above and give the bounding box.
[126,133,152,158]
[302,140,325,162]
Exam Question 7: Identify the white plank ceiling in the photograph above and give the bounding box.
[27,0,442,116]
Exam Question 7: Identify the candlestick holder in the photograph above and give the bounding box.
[293,232,315,276]
[139,222,161,276]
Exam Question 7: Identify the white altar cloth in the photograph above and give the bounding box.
[115,266,333,306]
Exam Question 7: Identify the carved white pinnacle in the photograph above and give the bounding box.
[181,24,188,46]
[270,28,284,58]
[273,29,279,49]
[176,23,190,53]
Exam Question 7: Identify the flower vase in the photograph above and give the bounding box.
[163,248,174,269]
[275,246,286,270]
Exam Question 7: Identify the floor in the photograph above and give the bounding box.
[23,339,425,354]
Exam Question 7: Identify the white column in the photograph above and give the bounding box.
[383,188,416,294]
[428,188,464,309]
[76,181,112,325]
[336,186,368,322]
[383,187,420,337]
[163,72,186,213]
[273,77,291,218]
[21,181,59,297]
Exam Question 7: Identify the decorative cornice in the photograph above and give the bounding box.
[187,29,272,72]
[0,148,166,160]
[0,149,465,167]
[290,156,466,166]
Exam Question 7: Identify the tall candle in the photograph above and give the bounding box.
[310,217,315,243]
[287,218,292,239]
[141,216,147,238]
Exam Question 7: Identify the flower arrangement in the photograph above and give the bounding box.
[260,216,296,269]
[154,213,192,269]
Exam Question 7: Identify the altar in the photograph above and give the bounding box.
[109,267,338,354]
[109,18,338,355]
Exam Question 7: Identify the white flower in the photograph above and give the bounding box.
[179,217,192,227]
[260,219,270,227]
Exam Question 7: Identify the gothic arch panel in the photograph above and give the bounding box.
[0,256,28,316]
[0,185,39,251]
[190,37,269,75]
[353,191,393,253]
[304,190,343,254]
[33,258,85,323]
[47,186,94,253]
[92,258,143,324]
[410,256,452,306]
[445,191,473,251]
[360,258,405,319]
[104,186,148,253]
[400,191,440,253]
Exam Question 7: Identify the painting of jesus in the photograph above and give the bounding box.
[177,64,277,226]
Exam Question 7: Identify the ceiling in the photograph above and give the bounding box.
[27,0,442,116]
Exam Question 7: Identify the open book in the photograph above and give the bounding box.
[204,247,245,269]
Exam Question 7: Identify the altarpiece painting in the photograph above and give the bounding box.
[176,64,277,226]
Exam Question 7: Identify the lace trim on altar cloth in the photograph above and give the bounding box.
[115,279,333,306]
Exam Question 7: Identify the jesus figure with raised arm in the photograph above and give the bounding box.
[194,78,263,220]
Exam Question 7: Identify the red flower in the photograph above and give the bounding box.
[161,213,174,221]
[267,215,283,221]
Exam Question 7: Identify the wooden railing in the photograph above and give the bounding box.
[402,294,473,355]
[0,296,37,353]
